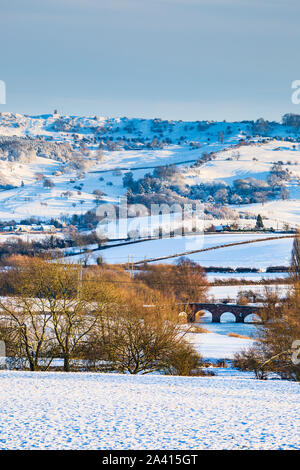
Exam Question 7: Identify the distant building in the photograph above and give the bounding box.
[13,224,57,233]
[15,225,31,233]
[40,224,56,232]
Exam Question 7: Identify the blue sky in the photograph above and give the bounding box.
[0,0,299,121]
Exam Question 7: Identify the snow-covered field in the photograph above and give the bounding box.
[206,272,289,282]
[209,284,288,302]
[0,371,299,450]
[0,315,289,451]
[190,237,293,269]
[66,233,293,267]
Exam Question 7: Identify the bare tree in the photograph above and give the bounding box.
[86,293,201,375]
[0,259,56,370]
[39,262,114,372]
[0,258,116,372]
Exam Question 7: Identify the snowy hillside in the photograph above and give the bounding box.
[0,112,299,227]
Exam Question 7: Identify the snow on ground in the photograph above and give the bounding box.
[187,328,254,360]
[184,139,300,227]
[65,233,293,267]
[0,148,198,219]
[190,237,293,269]
[206,272,289,281]
[185,140,300,185]
[0,115,300,226]
[0,114,248,220]
[238,199,300,227]
[185,316,256,361]
[0,371,299,450]
[0,158,123,220]
[209,284,289,302]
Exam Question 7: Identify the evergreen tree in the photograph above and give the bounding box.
[255,214,264,230]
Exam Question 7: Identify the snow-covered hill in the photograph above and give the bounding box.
[0,112,298,143]
[0,112,299,226]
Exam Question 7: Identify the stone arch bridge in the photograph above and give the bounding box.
[188,302,262,323]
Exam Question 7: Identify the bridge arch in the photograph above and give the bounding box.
[220,311,236,323]
[197,309,212,323]
[194,310,209,322]
[188,302,262,323]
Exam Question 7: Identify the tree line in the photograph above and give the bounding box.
[0,257,208,375]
